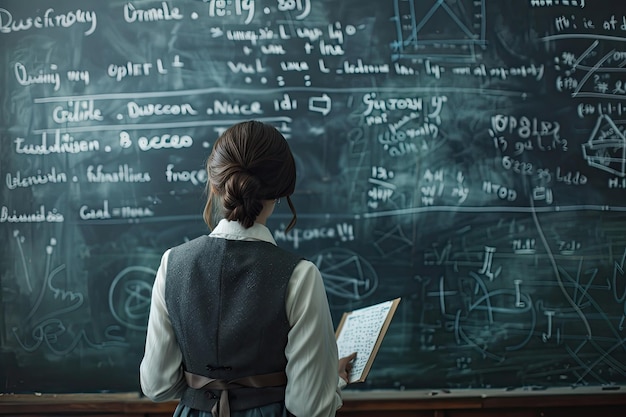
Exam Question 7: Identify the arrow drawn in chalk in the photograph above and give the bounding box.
[309,94,331,116]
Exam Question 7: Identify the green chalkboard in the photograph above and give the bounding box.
[1,0,626,393]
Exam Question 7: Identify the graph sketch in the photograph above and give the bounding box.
[391,0,487,62]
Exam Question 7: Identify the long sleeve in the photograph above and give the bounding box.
[139,249,187,401]
[284,259,344,416]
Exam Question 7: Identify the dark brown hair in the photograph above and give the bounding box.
[203,120,297,232]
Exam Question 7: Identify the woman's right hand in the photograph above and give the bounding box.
[338,352,357,383]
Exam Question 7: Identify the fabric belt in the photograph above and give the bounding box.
[184,370,287,417]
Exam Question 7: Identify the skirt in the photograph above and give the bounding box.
[172,402,295,417]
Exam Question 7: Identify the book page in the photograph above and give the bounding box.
[336,298,400,383]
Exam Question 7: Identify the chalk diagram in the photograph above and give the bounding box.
[452,273,536,362]
[582,114,626,177]
[9,230,127,354]
[390,0,487,62]
[563,40,619,101]
[421,246,535,361]
[421,241,626,385]
[314,247,378,305]
[373,224,413,257]
[108,265,156,331]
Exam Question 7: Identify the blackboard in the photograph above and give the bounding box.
[1,0,626,394]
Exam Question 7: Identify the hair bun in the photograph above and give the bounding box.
[222,170,263,228]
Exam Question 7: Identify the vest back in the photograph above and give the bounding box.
[165,235,301,412]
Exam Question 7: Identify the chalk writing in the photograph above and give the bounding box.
[14,131,100,154]
[1,206,64,223]
[52,100,103,123]
[107,59,172,81]
[0,7,97,36]
[86,164,151,183]
[127,101,198,118]
[79,200,154,220]
[137,133,193,151]
[14,62,61,91]
[6,168,68,189]
[2,0,626,393]
[165,164,207,186]
[123,2,183,23]
[274,222,355,250]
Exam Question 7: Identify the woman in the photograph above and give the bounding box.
[140,120,356,417]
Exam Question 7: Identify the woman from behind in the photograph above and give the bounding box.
[140,120,355,417]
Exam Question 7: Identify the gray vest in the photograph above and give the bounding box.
[165,235,301,412]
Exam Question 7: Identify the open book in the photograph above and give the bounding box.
[335,298,401,383]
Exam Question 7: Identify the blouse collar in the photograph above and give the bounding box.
[209,219,277,245]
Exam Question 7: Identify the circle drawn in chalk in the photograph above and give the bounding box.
[314,248,377,305]
[109,266,156,331]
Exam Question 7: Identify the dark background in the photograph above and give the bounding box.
[1,0,626,393]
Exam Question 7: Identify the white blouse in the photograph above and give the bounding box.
[140,219,345,416]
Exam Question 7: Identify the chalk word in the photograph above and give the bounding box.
[1,205,64,223]
[137,133,193,151]
[165,164,207,186]
[107,60,168,81]
[362,93,422,116]
[482,181,517,201]
[227,58,267,74]
[123,2,182,23]
[206,99,262,116]
[226,27,274,45]
[127,101,198,118]
[53,100,103,123]
[14,131,99,155]
[274,222,355,250]
[342,59,389,75]
[86,164,151,183]
[0,7,97,36]
[14,62,60,91]
[6,167,68,189]
[491,115,561,141]
[555,167,587,185]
